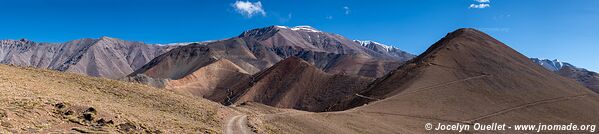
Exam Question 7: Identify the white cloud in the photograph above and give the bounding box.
[474,0,490,3]
[325,16,333,20]
[343,6,350,15]
[232,1,266,18]
[469,3,490,9]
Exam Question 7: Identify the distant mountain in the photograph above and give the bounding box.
[353,40,415,61]
[128,25,412,82]
[154,40,214,46]
[530,58,566,71]
[0,37,176,79]
[531,58,599,93]
[127,25,415,102]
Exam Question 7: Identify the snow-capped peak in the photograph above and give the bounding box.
[274,25,288,29]
[353,40,416,60]
[155,40,221,46]
[354,40,395,52]
[156,42,199,46]
[530,58,571,71]
[290,26,321,32]
[273,25,322,33]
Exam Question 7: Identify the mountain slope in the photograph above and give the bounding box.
[165,59,252,97]
[216,57,373,112]
[253,28,599,133]
[0,37,174,79]
[531,58,599,93]
[558,65,599,93]
[0,64,230,133]
[129,25,411,83]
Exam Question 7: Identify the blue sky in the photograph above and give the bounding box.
[0,0,597,71]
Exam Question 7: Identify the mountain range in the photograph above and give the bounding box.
[125,25,415,99]
[1,26,598,133]
[531,58,599,93]
[0,37,175,79]
[0,26,414,81]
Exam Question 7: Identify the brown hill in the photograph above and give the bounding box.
[218,57,373,112]
[165,59,252,97]
[0,37,174,79]
[250,28,599,133]
[129,39,260,80]
[0,64,231,133]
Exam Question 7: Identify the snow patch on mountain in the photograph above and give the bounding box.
[290,26,321,32]
[274,25,322,33]
[353,40,416,61]
[274,26,288,29]
[154,40,221,46]
[530,58,572,71]
[156,42,199,46]
[354,40,395,52]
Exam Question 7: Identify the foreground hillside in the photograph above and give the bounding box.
[246,28,599,134]
[0,64,230,133]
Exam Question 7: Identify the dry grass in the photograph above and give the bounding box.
[0,64,232,133]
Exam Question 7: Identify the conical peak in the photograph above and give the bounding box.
[414,28,505,61]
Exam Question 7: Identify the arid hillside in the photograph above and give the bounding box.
[0,64,232,133]
[165,59,252,98]
[246,28,599,134]
[213,57,373,112]
[0,37,175,79]
[558,65,599,93]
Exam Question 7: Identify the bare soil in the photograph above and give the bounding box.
[0,64,232,133]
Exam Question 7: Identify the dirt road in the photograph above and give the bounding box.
[225,114,255,134]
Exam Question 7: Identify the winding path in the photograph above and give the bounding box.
[399,74,491,96]
[225,115,254,134]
